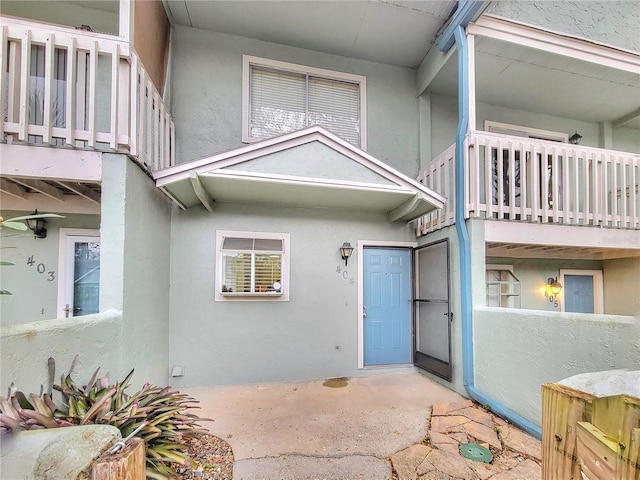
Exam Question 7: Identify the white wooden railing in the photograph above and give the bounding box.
[0,17,174,172]
[417,131,640,235]
[417,143,456,234]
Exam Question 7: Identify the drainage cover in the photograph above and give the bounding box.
[459,443,493,463]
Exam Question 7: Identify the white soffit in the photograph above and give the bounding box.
[154,127,445,222]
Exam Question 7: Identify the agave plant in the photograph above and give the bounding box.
[0,356,211,480]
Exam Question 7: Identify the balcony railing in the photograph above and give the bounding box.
[417,131,640,235]
[1,17,174,172]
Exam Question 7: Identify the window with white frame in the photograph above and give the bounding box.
[486,265,521,308]
[242,55,367,148]
[216,231,290,301]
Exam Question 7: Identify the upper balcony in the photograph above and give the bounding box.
[0,16,174,182]
[418,131,640,238]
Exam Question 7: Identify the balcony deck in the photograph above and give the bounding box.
[418,131,640,255]
[0,16,174,207]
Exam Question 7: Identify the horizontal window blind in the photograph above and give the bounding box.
[250,65,361,146]
[221,237,283,295]
[308,76,360,146]
[250,68,306,139]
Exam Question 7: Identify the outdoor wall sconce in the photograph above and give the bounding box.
[545,276,563,307]
[26,210,47,239]
[569,131,582,145]
[339,242,354,266]
[547,277,563,296]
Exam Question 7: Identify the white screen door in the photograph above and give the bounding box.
[58,230,100,318]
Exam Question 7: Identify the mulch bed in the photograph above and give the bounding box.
[174,433,234,480]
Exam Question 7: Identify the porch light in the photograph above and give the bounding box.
[26,210,47,239]
[339,242,354,266]
[547,277,563,296]
[569,131,582,145]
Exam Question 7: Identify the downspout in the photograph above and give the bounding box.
[452,25,541,439]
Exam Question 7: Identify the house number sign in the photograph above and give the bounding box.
[336,265,355,286]
[26,255,56,282]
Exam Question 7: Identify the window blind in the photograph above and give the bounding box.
[250,65,361,146]
[221,237,283,294]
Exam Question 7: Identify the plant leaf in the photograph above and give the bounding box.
[0,221,28,231]
[3,213,65,222]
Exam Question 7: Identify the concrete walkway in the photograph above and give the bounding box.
[184,372,541,479]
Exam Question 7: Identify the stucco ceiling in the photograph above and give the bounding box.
[163,0,458,68]
[162,1,639,128]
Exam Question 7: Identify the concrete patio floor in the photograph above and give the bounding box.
[183,372,541,479]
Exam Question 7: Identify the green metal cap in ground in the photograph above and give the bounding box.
[459,442,493,463]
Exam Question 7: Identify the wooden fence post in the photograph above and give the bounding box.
[542,382,596,480]
[92,437,145,480]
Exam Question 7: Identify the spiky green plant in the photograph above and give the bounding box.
[0,356,211,479]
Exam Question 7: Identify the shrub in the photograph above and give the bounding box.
[0,356,210,479]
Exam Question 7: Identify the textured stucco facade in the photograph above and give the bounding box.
[486,1,640,53]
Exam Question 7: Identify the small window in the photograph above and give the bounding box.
[242,55,367,148]
[486,265,521,308]
[216,231,290,301]
[559,269,603,314]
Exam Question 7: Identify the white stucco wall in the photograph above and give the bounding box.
[485,1,640,53]
[169,26,421,177]
[167,202,416,387]
[0,310,123,396]
[0,212,100,325]
[474,306,640,426]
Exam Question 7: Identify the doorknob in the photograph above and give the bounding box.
[363,312,367,318]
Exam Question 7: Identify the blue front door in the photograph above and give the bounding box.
[363,247,411,365]
[564,275,595,313]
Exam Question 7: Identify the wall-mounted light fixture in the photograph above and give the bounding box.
[26,210,47,239]
[339,242,354,266]
[547,277,563,296]
[569,131,582,145]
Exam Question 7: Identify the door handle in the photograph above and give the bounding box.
[363,312,367,318]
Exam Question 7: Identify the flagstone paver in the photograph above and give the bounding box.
[463,421,502,450]
[390,400,542,480]
[418,448,479,479]
[500,424,542,461]
[486,459,542,480]
[389,444,432,480]
[430,415,470,433]
[459,406,495,428]
[431,399,474,416]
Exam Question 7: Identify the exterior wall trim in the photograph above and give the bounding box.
[469,14,640,74]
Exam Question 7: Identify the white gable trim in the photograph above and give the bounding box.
[154,126,446,207]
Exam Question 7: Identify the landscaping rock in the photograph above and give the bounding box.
[1,425,121,480]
